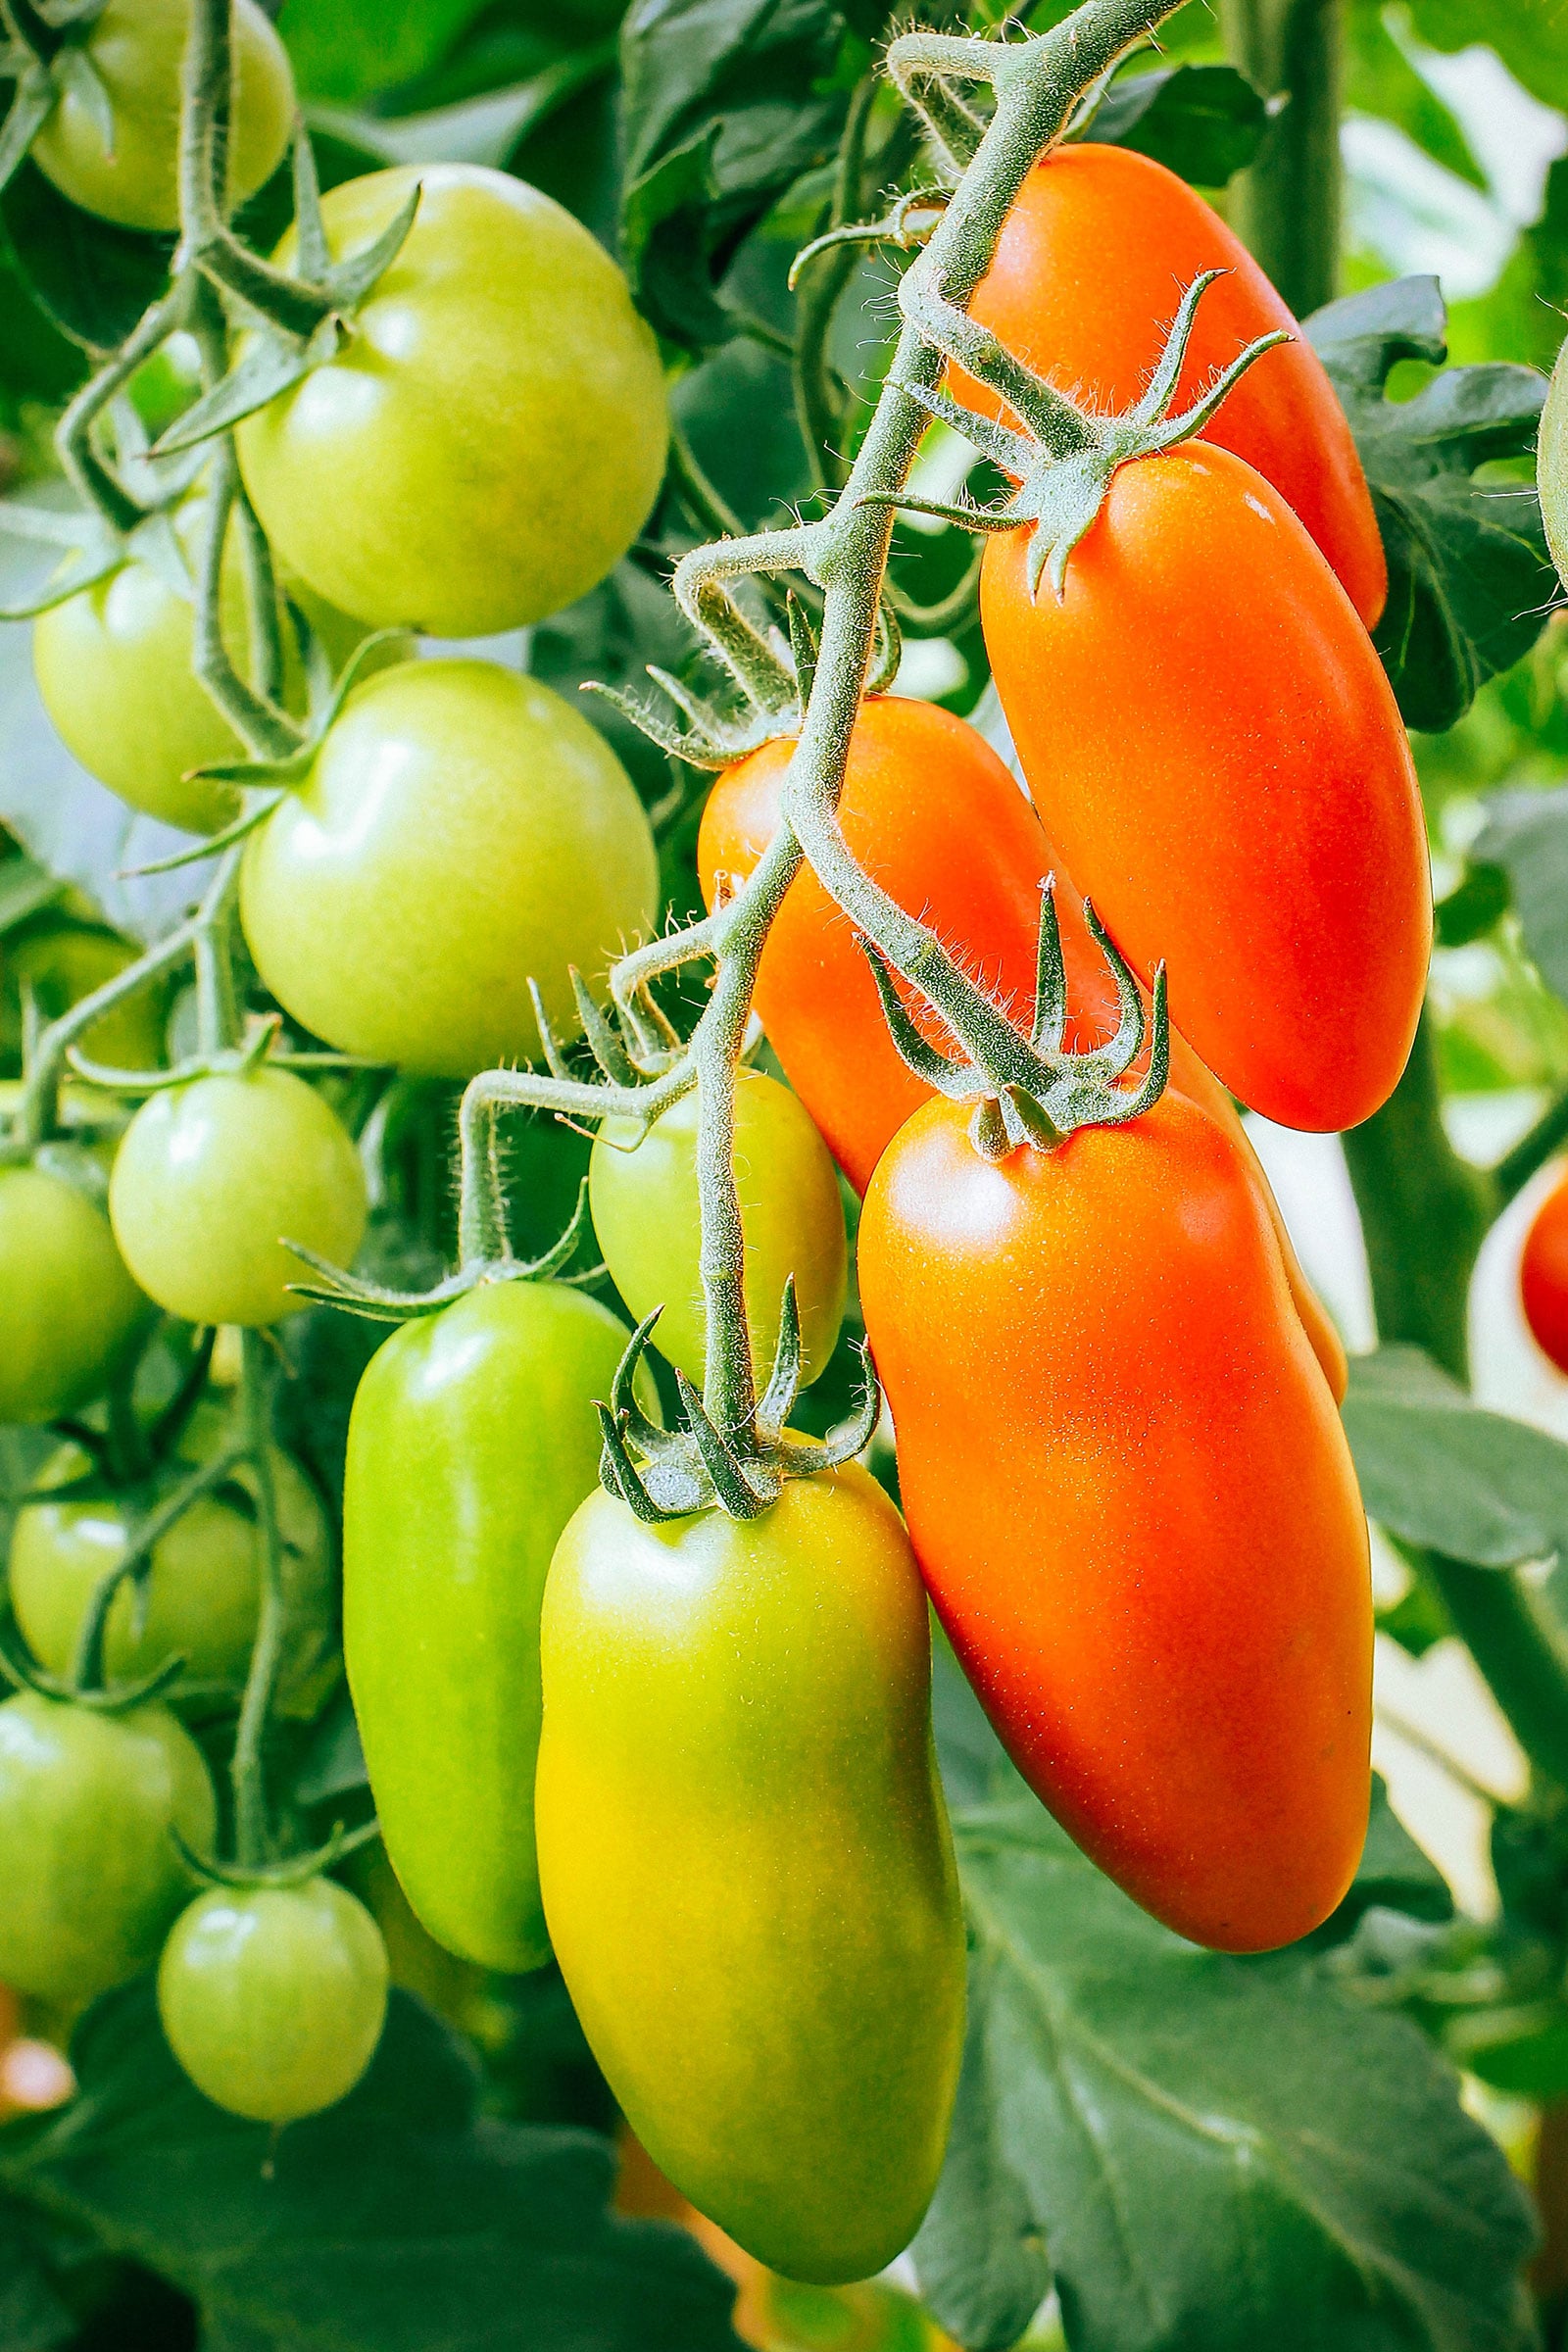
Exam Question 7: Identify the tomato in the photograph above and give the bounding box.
[1542,334,1568,589]
[858,1090,1372,1953]
[239,659,660,1080]
[0,1161,148,1424]
[0,1692,215,2002]
[110,1067,368,1329]
[983,446,1430,1132]
[698,699,1347,1398]
[1521,1169,1568,1374]
[3,920,168,1072]
[344,1277,654,1973]
[157,1877,388,2123]
[29,0,293,233]
[235,165,668,638]
[956,143,1386,629]
[10,1411,337,1715]
[536,1465,965,2283]
[589,1070,846,1394]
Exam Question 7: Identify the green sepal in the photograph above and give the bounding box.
[172,1814,381,1893]
[152,315,346,458]
[0,1624,186,1716]
[0,62,56,198]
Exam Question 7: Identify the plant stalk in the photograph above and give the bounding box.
[1220,0,1343,318]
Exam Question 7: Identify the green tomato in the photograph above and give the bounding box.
[589,1069,847,1394]
[239,659,660,1079]
[235,164,668,637]
[10,1414,337,1716]
[536,1465,965,2284]
[3,920,169,1073]
[30,0,293,234]
[0,1691,215,2003]
[110,1067,368,1329]
[345,1277,654,1973]
[0,1162,149,1424]
[158,1877,389,2123]
[1543,336,1568,588]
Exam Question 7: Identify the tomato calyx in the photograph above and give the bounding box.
[597,1286,880,1524]
[862,265,1290,600]
[0,1,114,220]
[0,1620,187,1717]
[172,1814,380,1895]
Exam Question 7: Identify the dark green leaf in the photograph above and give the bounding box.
[1081,63,1267,187]
[1322,1774,1453,1938]
[0,1984,743,2352]
[1345,0,1486,190]
[0,2189,73,2352]
[1446,2003,1568,2101]
[1475,788,1568,1006]
[0,849,66,934]
[1342,1346,1568,1569]
[946,1794,1537,2352]
[275,0,494,106]
[1306,275,1555,732]
[1434,860,1508,948]
[1404,0,1568,115]
[0,161,172,353]
[306,52,613,173]
[290,1683,368,1807]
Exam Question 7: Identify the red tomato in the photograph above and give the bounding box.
[1522,1171,1568,1374]
[955,142,1386,630]
[858,1087,1373,1952]
[982,446,1429,1133]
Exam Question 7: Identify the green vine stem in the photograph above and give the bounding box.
[229,1329,286,1866]
[1220,0,1343,318]
[70,1433,249,1693]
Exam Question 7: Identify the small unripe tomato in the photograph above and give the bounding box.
[158,1877,389,2123]
[30,0,293,233]
[588,1070,847,1393]
[110,1067,368,1328]
[1522,1170,1568,1374]
[2,921,169,1072]
[0,1161,149,1424]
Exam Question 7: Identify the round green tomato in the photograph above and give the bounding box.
[0,1691,215,2003]
[240,659,660,1079]
[3,920,168,1073]
[235,164,668,637]
[0,1162,148,1424]
[345,1277,655,1974]
[30,0,293,233]
[158,1876,388,2123]
[10,1418,337,1715]
[537,1465,965,2283]
[589,1068,847,1394]
[110,1067,368,1329]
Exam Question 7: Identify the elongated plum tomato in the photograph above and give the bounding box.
[30,0,292,233]
[110,1067,368,1329]
[698,700,1347,1399]
[1520,1170,1568,1374]
[345,1279,655,1973]
[11,1412,336,1716]
[588,1070,846,1393]
[240,660,660,1079]
[956,143,1385,629]
[983,446,1430,1132]
[1541,334,1568,588]
[236,165,668,637]
[858,1090,1372,1952]
[536,1465,965,2282]
[0,1163,148,1424]
[0,1693,215,2002]
[158,1878,389,2123]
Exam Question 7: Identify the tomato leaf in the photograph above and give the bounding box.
[0,162,172,354]
[1342,1346,1568,1569]
[1402,0,1568,117]
[1304,274,1555,733]
[275,0,497,106]
[0,2190,73,2352]
[1078,63,1268,187]
[928,1793,1536,2352]
[1474,787,1568,1007]
[1318,1775,1453,1940]
[0,1984,744,2352]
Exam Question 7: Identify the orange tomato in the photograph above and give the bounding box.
[858,1087,1373,1953]
[955,142,1386,630]
[1522,1170,1568,1375]
[981,445,1430,1133]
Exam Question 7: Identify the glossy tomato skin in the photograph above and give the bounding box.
[240,659,660,1079]
[0,1693,215,2002]
[1521,1171,1568,1374]
[0,1163,149,1424]
[536,1466,965,2282]
[858,1091,1372,1953]
[11,1414,336,1715]
[30,0,292,232]
[1541,337,1568,588]
[589,1070,847,1393]
[236,166,668,637]
[345,1279,649,1973]
[983,445,1430,1132]
[110,1067,368,1329]
[158,1878,389,2123]
[957,144,1385,629]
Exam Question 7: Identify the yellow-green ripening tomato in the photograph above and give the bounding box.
[110,1067,368,1328]
[234,164,669,637]
[345,1279,656,1973]
[0,1692,215,2003]
[158,1878,388,2123]
[589,1070,847,1394]
[0,1163,149,1424]
[1542,336,1568,587]
[3,921,169,1073]
[536,1466,966,2284]
[11,1418,337,1716]
[239,660,661,1079]
[30,0,293,233]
